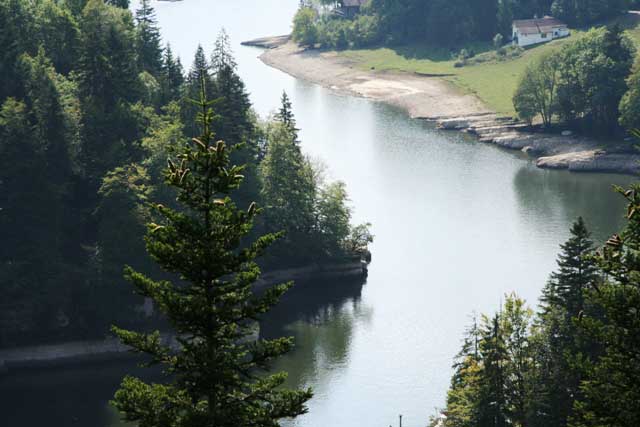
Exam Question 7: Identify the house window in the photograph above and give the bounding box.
[541,32,547,38]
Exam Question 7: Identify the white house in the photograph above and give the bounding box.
[512,17,569,47]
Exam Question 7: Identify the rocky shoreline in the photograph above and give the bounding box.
[247,36,640,175]
[433,114,640,174]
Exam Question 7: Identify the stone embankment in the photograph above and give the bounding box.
[0,259,368,374]
[255,259,368,290]
[0,334,180,374]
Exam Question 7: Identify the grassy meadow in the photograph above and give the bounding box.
[339,13,640,115]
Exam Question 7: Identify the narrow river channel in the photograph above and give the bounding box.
[0,1,634,426]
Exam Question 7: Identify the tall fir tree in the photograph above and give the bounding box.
[571,186,640,427]
[210,31,258,207]
[182,44,213,137]
[111,86,313,426]
[210,30,251,146]
[275,91,298,140]
[160,43,185,104]
[135,0,164,76]
[77,0,140,182]
[478,312,508,427]
[211,28,237,72]
[528,219,599,427]
[259,122,317,266]
[501,295,534,427]
[444,316,483,427]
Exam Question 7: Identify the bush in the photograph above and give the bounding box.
[317,18,352,50]
[351,14,381,48]
[619,60,640,131]
[292,7,319,47]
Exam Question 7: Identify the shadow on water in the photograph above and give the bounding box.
[512,165,633,243]
[0,359,161,427]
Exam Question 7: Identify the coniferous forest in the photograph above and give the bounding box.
[0,0,371,348]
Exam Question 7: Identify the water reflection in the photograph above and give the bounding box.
[260,277,370,392]
[512,165,630,243]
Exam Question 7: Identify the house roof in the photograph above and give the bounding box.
[342,0,366,7]
[513,16,567,35]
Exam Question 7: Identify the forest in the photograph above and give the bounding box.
[294,0,635,49]
[0,0,372,347]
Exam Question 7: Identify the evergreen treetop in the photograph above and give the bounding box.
[135,0,164,75]
[275,91,298,140]
[211,28,237,73]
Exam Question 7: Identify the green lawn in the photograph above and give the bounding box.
[339,13,640,116]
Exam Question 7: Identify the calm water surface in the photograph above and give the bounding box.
[0,1,634,426]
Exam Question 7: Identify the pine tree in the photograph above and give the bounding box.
[0,98,51,346]
[478,312,508,427]
[209,31,257,207]
[182,45,213,137]
[501,295,534,427]
[0,0,35,100]
[111,86,313,426]
[135,0,164,76]
[533,218,599,427]
[541,217,598,317]
[444,316,483,427]
[211,28,237,73]
[160,44,185,104]
[210,31,251,146]
[259,122,317,265]
[188,45,212,88]
[78,0,140,181]
[571,185,640,427]
[275,91,298,140]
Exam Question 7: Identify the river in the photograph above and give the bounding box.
[0,1,634,426]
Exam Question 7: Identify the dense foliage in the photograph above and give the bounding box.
[111,90,312,427]
[292,0,630,49]
[513,25,636,135]
[435,191,640,427]
[0,0,371,347]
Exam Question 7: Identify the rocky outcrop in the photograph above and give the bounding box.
[420,113,640,175]
[537,151,640,174]
[241,35,290,49]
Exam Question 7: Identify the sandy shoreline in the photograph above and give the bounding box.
[259,40,492,120]
[254,37,640,175]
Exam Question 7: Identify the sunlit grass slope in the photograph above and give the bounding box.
[339,13,640,115]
